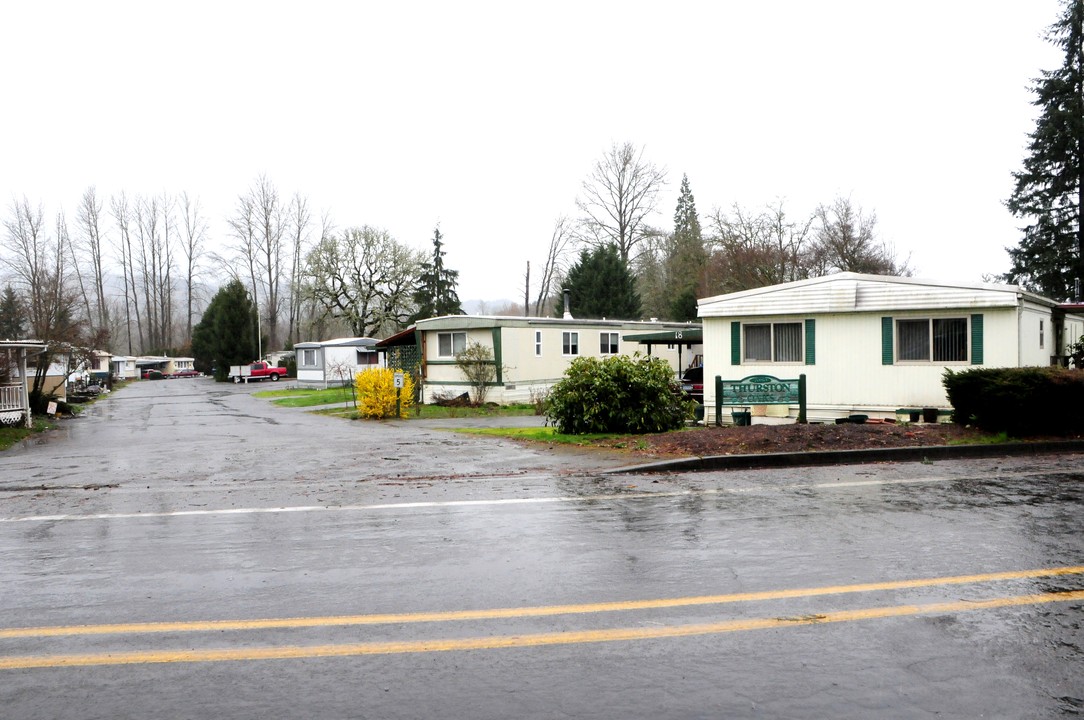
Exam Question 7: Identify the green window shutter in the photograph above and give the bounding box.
[804,319,816,365]
[971,314,983,365]
[730,322,741,365]
[881,317,894,365]
[491,327,503,383]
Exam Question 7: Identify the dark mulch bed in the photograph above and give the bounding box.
[593,422,1033,458]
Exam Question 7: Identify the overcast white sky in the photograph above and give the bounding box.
[0,1,1066,304]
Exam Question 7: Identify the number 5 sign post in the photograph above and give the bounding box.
[394,371,405,417]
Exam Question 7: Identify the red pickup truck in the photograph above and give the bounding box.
[229,361,289,384]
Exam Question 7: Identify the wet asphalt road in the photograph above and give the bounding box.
[1,379,1083,719]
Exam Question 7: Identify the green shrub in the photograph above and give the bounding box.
[943,367,1084,436]
[281,357,296,378]
[544,354,694,434]
[455,341,497,405]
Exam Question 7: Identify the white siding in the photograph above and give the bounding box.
[1064,317,1084,362]
[704,308,1022,423]
[1018,304,1052,367]
[500,327,567,391]
[295,339,381,387]
[297,368,324,384]
[420,321,700,404]
[700,274,1027,318]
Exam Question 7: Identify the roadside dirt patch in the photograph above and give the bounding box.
[588,422,1024,459]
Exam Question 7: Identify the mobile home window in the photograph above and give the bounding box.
[437,332,467,358]
[600,332,619,355]
[743,322,802,363]
[301,349,317,367]
[535,331,542,357]
[897,318,967,362]
[562,331,579,356]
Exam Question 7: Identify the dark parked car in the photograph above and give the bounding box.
[170,369,201,378]
[681,365,704,404]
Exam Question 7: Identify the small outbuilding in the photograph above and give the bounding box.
[111,356,139,380]
[295,337,382,388]
[698,272,1084,424]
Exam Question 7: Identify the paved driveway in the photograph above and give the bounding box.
[2,379,1083,719]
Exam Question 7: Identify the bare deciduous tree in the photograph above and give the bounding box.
[706,201,814,294]
[326,358,357,404]
[455,341,497,405]
[132,194,175,351]
[225,191,260,314]
[576,142,667,265]
[76,187,110,332]
[531,216,575,316]
[227,176,290,351]
[2,197,78,399]
[253,178,286,351]
[286,193,312,347]
[179,192,207,346]
[59,210,94,328]
[111,193,142,354]
[808,196,910,276]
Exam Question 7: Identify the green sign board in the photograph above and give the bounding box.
[721,375,800,405]
[715,373,808,425]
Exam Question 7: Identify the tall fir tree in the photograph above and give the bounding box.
[560,245,641,320]
[665,174,707,321]
[191,279,260,380]
[411,227,463,322]
[1005,0,1084,300]
[0,284,27,340]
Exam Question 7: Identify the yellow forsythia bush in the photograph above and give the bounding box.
[355,368,414,419]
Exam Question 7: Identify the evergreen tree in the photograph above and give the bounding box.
[560,245,641,320]
[669,287,699,323]
[0,284,27,340]
[191,279,259,380]
[673,173,703,242]
[1005,0,1084,300]
[410,227,463,322]
[663,174,707,320]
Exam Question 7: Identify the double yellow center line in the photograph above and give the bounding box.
[3,565,1082,669]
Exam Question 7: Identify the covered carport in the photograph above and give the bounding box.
[622,326,703,375]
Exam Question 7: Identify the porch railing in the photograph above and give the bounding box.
[0,384,23,412]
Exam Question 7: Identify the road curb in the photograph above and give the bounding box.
[603,440,1084,474]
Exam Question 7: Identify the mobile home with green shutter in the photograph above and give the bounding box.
[698,273,1084,425]
[401,315,701,405]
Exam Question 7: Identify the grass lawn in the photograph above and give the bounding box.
[0,417,57,452]
[308,403,541,420]
[254,387,540,418]
[257,387,357,407]
[411,403,537,419]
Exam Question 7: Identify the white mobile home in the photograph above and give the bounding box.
[295,337,382,387]
[111,356,139,380]
[391,315,702,405]
[0,340,47,427]
[166,357,196,376]
[699,273,1084,424]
